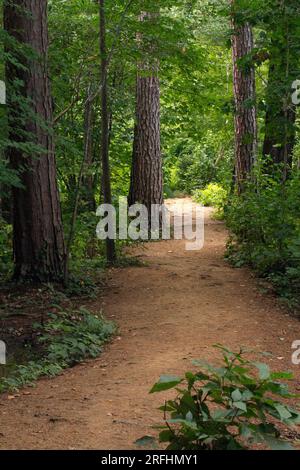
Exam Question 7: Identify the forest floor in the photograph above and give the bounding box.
[1,198,300,449]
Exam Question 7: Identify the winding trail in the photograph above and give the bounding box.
[1,199,300,449]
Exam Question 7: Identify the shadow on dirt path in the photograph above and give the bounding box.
[1,198,300,449]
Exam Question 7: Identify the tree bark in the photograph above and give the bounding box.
[4,0,66,282]
[99,0,116,263]
[231,3,257,193]
[82,85,96,212]
[128,12,163,210]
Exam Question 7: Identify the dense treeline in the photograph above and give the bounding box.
[0,0,300,307]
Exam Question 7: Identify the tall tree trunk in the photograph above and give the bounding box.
[0,2,11,224]
[4,0,66,282]
[99,0,116,263]
[128,12,163,209]
[231,3,257,193]
[82,85,96,212]
[262,1,298,179]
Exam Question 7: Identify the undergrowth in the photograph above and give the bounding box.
[225,167,300,311]
[0,307,115,393]
[193,183,228,220]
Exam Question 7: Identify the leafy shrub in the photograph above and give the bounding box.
[0,217,13,280]
[64,210,105,261]
[38,307,115,365]
[0,308,115,393]
[64,266,103,298]
[225,168,300,308]
[163,133,233,196]
[1,362,64,392]
[169,141,217,194]
[151,345,300,450]
[193,183,228,219]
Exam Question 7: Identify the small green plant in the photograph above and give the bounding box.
[193,183,228,219]
[63,274,101,298]
[0,217,13,281]
[151,345,300,450]
[38,307,115,365]
[1,362,64,392]
[0,307,115,393]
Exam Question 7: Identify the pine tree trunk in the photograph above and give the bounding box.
[128,12,163,210]
[231,5,257,193]
[99,0,116,263]
[129,75,163,208]
[4,0,66,282]
[0,2,11,224]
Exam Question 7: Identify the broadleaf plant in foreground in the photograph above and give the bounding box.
[150,345,300,450]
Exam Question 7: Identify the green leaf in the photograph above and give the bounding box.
[270,371,293,380]
[231,388,242,401]
[211,409,231,421]
[234,401,247,412]
[134,436,157,448]
[227,437,244,450]
[254,362,270,380]
[159,430,174,443]
[286,408,300,424]
[185,372,195,382]
[239,424,253,440]
[167,418,198,430]
[242,389,253,401]
[263,435,295,451]
[273,403,292,421]
[150,375,182,393]
[195,372,210,381]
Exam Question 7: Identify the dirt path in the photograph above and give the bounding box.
[1,199,300,449]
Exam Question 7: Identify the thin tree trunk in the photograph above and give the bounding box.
[4,0,66,282]
[262,2,297,179]
[82,85,96,212]
[263,63,296,172]
[99,0,116,263]
[231,2,257,193]
[128,11,163,210]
